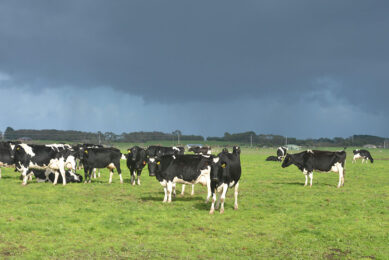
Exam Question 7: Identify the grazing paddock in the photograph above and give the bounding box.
[0,148,387,258]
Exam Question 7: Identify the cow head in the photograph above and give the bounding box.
[281,154,293,168]
[233,146,241,155]
[210,156,228,181]
[221,148,229,154]
[147,157,161,177]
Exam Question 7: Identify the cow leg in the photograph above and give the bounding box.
[304,174,308,187]
[53,171,60,185]
[167,181,173,203]
[191,184,195,196]
[181,184,186,196]
[88,168,92,183]
[205,178,212,203]
[93,168,97,179]
[131,171,136,186]
[219,184,228,214]
[60,160,67,186]
[234,182,239,210]
[163,187,167,203]
[109,170,113,184]
[84,167,88,183]
[337,166,344,188]
[309,172,313,187]
[21,168,29,186]
[0,168,2,179]
[209,192,217,214]
[98,169,101,178]
[172,183,176,198]
[137,170,141,185]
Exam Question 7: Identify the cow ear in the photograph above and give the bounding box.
[128,149,131,153]
[157,161,161,165]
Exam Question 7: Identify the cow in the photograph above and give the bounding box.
[13,143,77,186]
[281,149,346,188]
[277,146,288,160]
[188,146,212,155]
[146,146,185,157]
[73,143,104,177]
[81,147,124,184]
[126,146,147,185]
[266,155,282,162]
[147,154,212,203]
[352,149,374,164]
[33,169,83,183]
[209,146,242,214]
[0,141,20,179]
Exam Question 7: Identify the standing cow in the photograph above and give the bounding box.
[281,150,346,188]
[13,144,77,186]
[209,146,242,214]
[352,149,374,164]
[126,146,147,185]
[0,141,20,179]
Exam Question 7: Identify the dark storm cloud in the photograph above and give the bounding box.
[0,1,388,138]
[1,1,388,108]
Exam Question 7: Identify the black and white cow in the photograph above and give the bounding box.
[209,146,241,214]
[189,146,212,155]
[0,141,20,179]
[74,143,104,177]
[81,147,124,183]
[266,155,282,162]
[147,154,212,203]
[126,146,147,185]
[352,149,374,164]
[281,150,346,188]
[33,169,83,183]
[146,146,185,157]
[13,144,77,186]
[277,146,288,160]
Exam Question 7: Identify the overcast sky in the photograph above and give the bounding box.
[0,0,388,138]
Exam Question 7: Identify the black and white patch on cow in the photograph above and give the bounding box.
[188,146,212,155]
[352,149,374,164]
[277,146,288,160]
[13,143,77,186]
[209,146,241,214]
[281,150,346,188]
[32,169,83,183]
[147,155,212,203]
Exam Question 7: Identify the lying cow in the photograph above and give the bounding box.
[281,149,346,188]
[126,146,147,185]
[188,146,212,155]
[81,147,124,183]
[266,155,282,162]
[33,169,83,183]
[14,143,77,186]
[352,149,374,164]
[147,154,212,203]
[209,146,241,214]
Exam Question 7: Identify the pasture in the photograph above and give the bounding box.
[0,147,388,259]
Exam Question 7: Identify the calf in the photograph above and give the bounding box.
[277,146,288,160]
[126,146,147,185]
[266,155,282,162]
[81,147,123,183]
[281,150,346,188]
[148,154,212,203]
[0,141,20,179]
[352,149,374,164]
[13,144,77,186]
[189,146,212,155]
[209,146,241,214]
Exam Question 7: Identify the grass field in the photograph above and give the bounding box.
[0,147,388,259]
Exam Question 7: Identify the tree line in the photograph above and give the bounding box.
[1,127,387,147]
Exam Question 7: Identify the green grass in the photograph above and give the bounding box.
[0,148,388,259]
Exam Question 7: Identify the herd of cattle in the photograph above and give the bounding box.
[0,141,374,213]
